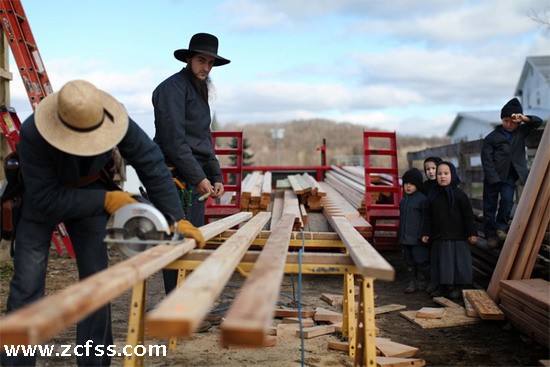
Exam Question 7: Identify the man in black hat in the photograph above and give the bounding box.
[152,33,230,293]
[481,98,542,249]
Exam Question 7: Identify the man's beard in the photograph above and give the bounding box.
[186,66,211,103]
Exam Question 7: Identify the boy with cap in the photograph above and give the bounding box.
[152,33,230,293]
[1,80,204,367]
[398,167,430,293]
[481,98,542,249]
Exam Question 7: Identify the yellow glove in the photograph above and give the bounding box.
[104,191,138,214]
[176,219,205,248]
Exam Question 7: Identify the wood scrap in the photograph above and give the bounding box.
[273,309,316,318]
[295,325,335,339]
[282,317,314,327]
[400,297,480,328]
[462,290,480,318]
[314,307,342,323]
[327,340,348,352]
[375,304,407,315]
[376,337,419,358]
[415,307,445,319]
[320,293,343,307]
[463,289,505,320]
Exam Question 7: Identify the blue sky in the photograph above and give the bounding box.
[8,0,550,139]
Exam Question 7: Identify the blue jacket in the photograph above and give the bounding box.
[481,116,542,185]
[152,69,222,187]
[398,191,428,245]
[18,116,184,224]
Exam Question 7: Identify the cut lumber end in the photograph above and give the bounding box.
[415,307,446,319]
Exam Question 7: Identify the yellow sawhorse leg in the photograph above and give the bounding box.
[168,268,190,350]
[342,273,356,357]
[354,277,376,367]
[124,280,146,367]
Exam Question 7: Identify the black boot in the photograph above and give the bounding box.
[404,267,417,293]
[430,284,449,298]
[417,265,429,291]
[448,285,463,301]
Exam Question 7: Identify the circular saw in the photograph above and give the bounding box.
[105,202,182,258]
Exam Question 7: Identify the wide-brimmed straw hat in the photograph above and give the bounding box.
[35,80,129,156]
[174,33,230,66]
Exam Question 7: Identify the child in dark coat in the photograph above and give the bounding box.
[421,156,442,294]
[398,168,429,293]
[422,161,477,300]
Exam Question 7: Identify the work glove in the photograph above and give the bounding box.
[176,219,205,248]
[104,191,138,214]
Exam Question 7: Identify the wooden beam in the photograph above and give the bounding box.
[487,124,550,300]
[146,212,272,338]
[220,214,295,347]
[0,211,253,348]
[330,216,394,281]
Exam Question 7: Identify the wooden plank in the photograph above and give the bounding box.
[500,303,549,347]
[375,304,407,315]
[327,340,349,352]
[330,216,394,281]
[281,317,314,327]
[499,278,549,312]
[462,290,480,318]
[376,338,419,358]
[400,303,480,329]
[260,171,272,208]
[146,212,271,338]
[500,291,549,326]
[269,190,284,230]
[276,178,291,189]
[0,212,253,347]
[487,124,550,300]
[273,309,316,318]
[220,214,295,347]
[313,307,342,323]
[376,356,426,367]
[296,325,335,339]
[463,289,505,320]
[283,189,303,230]
[320,293,342,307]
[287,174,304,194]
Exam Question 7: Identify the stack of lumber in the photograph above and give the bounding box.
[499,279,549,346]
[240,171,272,214]
[485,124,549,347]
[319,182,372,237]
[286,173,326,211]
[324,166,396,214]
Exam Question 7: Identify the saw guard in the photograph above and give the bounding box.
[105,203,172,258]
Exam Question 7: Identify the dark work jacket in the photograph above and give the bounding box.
[422,186,476,241]
[152,69,222,187]
[18,116,184,224]
[481,116,542,185]
[398,191,428,245]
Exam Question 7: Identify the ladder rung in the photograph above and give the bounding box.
[366,186,400,193]
[215,148,242,155]
[365,168,398,174]
[364,149,396,155]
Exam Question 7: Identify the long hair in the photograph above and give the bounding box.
[185,59,213,103]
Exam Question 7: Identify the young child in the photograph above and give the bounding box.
[398,168,429,293]
[422,161,477,300]
[421,156,442,200]
[481,98,542,249]
[421,156,442,294]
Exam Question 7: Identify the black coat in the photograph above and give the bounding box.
[152,69,222,187]
[398,191,428,245]
[481,116,542,185]
[422,186,476,241]
[18,116,184,224]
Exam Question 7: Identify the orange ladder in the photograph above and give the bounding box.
[363,131,401,249]
[0,1,74,258]
[204,131,243,223]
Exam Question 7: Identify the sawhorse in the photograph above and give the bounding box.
[123,245,378,367]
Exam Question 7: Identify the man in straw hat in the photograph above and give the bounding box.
[152,32,230,293]
[1,80,204,367]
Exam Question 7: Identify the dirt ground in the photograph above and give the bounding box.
[1,245,549,367]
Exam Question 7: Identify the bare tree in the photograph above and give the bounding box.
[528,7,550,30]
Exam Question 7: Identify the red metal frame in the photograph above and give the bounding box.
[205,131,244,221]
[363,131,401,248]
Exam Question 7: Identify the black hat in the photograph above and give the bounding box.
[174,33,230,66]
[402,168,423,190]
[500,98,522,118]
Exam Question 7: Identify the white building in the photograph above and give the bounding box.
[447,55,550,144]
